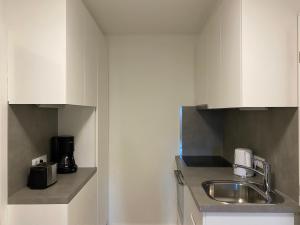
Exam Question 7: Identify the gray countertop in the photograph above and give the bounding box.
[8,167,97,204]
[176,156,300,213]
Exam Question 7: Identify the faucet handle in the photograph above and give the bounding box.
[253,156,267,169]
[253,157,272,192]
[254,157,271,174]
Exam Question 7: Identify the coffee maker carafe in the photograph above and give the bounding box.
[51,136,77,173]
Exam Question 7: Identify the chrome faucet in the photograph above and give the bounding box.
[233,159,272,201]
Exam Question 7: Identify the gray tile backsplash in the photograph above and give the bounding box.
[223,108,299,202]
[8,105,58,196]
[181,106,223,156]
[181,107,299,202]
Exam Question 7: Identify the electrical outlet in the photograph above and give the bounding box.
[254,155,265,169]
[32,155,47,166]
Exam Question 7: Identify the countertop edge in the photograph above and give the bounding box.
[64,168,97,204]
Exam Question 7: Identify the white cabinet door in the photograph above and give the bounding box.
[68,175,97,225]
[66,0,85,105]
[7,0,100,106]
[196,0,298,108]
[7,0,67,104]
[204,213,294,225]
[184,186,203,225]
[195,0,299,108]
[8,204,68,225]
[197,0,242,109]
[8,175,98,225]
[241,0,298,107]
[84,12,99,107]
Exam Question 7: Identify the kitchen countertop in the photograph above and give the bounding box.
[176,156,300,213]
[8,167,97,204]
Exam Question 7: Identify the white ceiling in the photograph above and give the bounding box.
[83,0,218,34]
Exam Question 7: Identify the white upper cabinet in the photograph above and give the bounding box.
[7,0,101,106]
[195,0,299,108]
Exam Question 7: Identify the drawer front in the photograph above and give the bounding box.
[184,186,203,225]
[175,170,184,225]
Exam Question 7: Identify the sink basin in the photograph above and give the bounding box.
[202,180,284,204]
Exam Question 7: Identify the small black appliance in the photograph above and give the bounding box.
[27,162,57,189]
[51,136,78,174]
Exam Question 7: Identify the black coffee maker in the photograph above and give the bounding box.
[51,136,78,173]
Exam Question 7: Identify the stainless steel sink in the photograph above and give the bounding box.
[202,180,284,204]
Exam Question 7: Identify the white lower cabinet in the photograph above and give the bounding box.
[202,213,294,225]
[7,175,97,225]
[184,186,203,225]
[184,186,294,225]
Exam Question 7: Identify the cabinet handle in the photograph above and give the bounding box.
[174,170,184,185]
[190,213,196,225]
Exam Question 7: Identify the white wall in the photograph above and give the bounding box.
[0,0,7,224]
[109,35,196,225]
[298,13,300,207]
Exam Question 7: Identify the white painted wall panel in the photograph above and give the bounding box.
[0,0,7,224]
[298,14,300,208]
[109,35,195,225]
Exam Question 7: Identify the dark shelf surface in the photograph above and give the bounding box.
[8,167,96,205]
